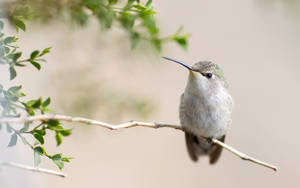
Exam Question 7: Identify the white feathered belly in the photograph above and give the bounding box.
[180,91,233,138]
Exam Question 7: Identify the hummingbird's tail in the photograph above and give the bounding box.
[185,132,225,164]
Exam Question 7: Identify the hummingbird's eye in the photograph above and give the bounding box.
[202,73,213,79]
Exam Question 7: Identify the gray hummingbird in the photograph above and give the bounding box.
[163,56,233,164]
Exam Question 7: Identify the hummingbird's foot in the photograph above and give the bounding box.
[206,137,213,144]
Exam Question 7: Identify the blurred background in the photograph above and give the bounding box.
[1,0,300,187]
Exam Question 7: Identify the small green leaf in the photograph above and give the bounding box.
[27,107,35,116]
[0,21,3,30]
[34,133,45,144]
[52,153,62,160]
[133,4,147,11]
[15,62,26,67]
[8,85,22,93]
[130,31,140,49]
[108,0,118,5]
[34,148,42,166]
[4,36,18,44]
[60,129,72,136]
[47,125,64,131]
[8,134,18,147]
[12,52,22,61]
[34,129,46,136]
[30,61,41,70]
[30,50,39,59]
[9,66,17,80]
[52,153,64,169]
[31,98,42,108]
[6,123,12,133]
[53,158,64,170]
[62,157,72,163]
[34,146,45,155]
[14,19,26,32]
[55,132,62,146]
[42,97,51,107]
[151,38,161,52]
[47,119,60,127]
[39,47,51,56]
[145,0,152,7]
[26,100,36,107]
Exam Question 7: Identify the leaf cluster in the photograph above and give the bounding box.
[0,21,72,170]
[0,20,51,80]
[1,0,189,51]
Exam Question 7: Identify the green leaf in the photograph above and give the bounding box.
[4,36,18,44]
[6,123,13,133]
[0,123,2,130]
[174,37,187,50]
[0,21,3,30]
[27,107,35,116]
[9,66,17,80]
[52,153,64,169]
[151,38,161,52]
[47,125,64,131]
[42,97,51,107]
[34,146,45,155]
[60,129,72,136]
[40,47,51,56]
[133,4,147,11]
[47,119,60,127]
[30,50,39,59]
[145,0,152,7]
[34,148,42,166]
[14,19,26,32]
[8,134,18,147]
[30,61,41,70]
[108,0,118,5]
[34,133,45,144]
[62,157,72,163]
[52,153,62,160]
[55,132,62,146]
[31,98,42,108]
[53,158,64,170]
[12,52,22,61]
[8,85,22,93]
[130,31,140,49]
[34,129,46,136]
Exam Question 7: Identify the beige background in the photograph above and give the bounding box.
[1,0,300,187]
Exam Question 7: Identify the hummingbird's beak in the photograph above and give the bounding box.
[162,56,195,71]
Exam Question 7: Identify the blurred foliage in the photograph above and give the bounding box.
[59,82,156,121]
[0,20,71,170]
[0,0,189,52]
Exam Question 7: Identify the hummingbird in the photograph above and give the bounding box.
[163,56,233,164]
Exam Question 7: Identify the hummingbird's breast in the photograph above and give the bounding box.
[179,87,233,138]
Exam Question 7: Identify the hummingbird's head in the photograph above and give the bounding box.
[162,56,228,95]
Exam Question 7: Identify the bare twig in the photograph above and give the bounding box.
[0,114,278,171]
[1,161,66,178]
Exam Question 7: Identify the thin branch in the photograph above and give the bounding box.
[1,161,66,178]
[0,114,278,171]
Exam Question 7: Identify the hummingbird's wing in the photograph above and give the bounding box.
[185,132,199,162]
[209,135,225,164]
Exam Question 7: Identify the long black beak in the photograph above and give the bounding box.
[162,56,194,71]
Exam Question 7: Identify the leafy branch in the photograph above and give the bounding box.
[0,20,71,170]
[1,0,189,51]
